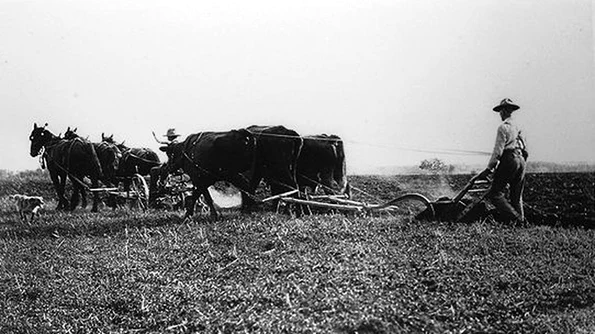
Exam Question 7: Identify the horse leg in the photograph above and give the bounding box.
[91,177,100,212]
[124,179,131,192]
[244,170,263,212]
[69,177,81,211]
[148,166,161,207]
[80,183,88,209]
[51,169,68,210]
[48,171,63,210]
[227,173,253,212]
[183,187,199,219]
[320,169,339,195]
[200,186,219,219]
[59,172,70,210]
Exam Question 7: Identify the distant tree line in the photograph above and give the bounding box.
[418,158,455,174]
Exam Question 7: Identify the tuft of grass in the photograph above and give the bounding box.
[1,207,595,333]
[1,172,594,333]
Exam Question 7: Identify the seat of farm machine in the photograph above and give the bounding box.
[150,172,193,211]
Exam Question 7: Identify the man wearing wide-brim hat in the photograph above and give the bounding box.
[152,128,182,145]
[149,128,183,207]
[163,128,181,143]
[477,98,528,223]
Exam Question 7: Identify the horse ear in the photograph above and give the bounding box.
[67,126,71,131]
[102,133,105,140]
[74,127,77,132]
[34,123,38,129]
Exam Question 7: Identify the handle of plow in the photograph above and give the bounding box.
[452,174,482,204]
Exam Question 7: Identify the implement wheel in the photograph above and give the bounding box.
[129,174,149,210]
[378,193,435,220]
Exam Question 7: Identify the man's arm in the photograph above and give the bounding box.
[152,131,169,145]
[487,125,507,170]
[518,130,528,160]
[478,124,507,180]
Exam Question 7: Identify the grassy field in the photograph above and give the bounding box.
[1,171,594,333]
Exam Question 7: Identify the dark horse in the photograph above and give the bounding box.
[29,123,104,212]
[101,133,160,177]
[244,125,303,207]
[64,128,122,184]
[100,133,161,192]
[297,134,350,196]
[63,127,123,209]
[159,129,255,218]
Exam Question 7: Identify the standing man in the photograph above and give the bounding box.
[477,98,528,223]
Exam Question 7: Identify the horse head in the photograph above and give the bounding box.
[96,141,122,184]
[101,133,114,143]
[63,127,79,140]
[102,133,128,152]
[29,123,55,157]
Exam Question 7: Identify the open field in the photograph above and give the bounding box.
[1,171,594,333]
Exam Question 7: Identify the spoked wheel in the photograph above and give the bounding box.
[129,174,150,210]
[376,193,435,220]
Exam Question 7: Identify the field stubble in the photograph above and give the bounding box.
[0,171,594,333]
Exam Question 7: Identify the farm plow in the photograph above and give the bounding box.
[274,174,492,222]
[145,167,493,223]
[89,173,150,210]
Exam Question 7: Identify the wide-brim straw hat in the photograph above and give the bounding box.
[163,128,181,138]
[493,98,520,112]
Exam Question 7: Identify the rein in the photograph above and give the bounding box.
[125,152,161,166]
[40,137,93,191]
[179,150,262,203]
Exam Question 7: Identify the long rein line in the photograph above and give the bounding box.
[245,130,490,156]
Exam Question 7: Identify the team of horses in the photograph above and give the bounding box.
[29,123,349,217]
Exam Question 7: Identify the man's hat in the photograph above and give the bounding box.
[163,128,180,138]
[493,98,520,112]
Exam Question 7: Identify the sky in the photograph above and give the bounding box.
[1,0,594,174]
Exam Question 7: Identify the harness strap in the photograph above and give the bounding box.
[126,152,161,165]
[298,173,340,194]
[49,156,93,191]
[175,133,302,203]
[180,151,262,203]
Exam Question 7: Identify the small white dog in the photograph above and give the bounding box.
[9,194,44,222]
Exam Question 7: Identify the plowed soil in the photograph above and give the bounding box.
[348,172,595,227]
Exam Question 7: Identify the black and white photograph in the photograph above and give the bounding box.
[1,0,594,332]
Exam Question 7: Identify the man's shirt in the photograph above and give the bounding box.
[488,117,526,169]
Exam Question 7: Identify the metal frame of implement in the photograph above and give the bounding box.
[273,173,491,220]
[89,173,150,210]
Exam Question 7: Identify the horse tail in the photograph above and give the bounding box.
[290,134,304,187]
